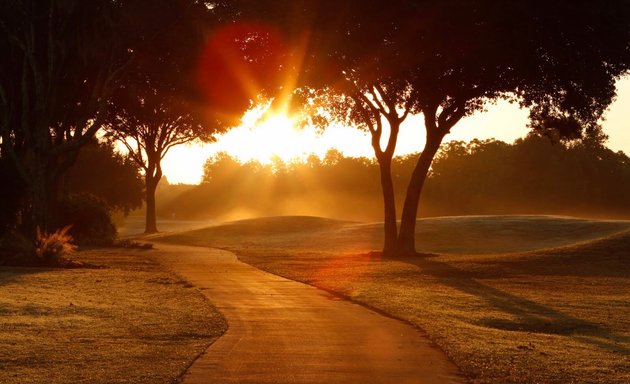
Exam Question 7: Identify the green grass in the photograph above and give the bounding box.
[0,247,227,384]
[159,215,630,384]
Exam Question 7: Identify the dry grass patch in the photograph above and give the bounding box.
[159,215,630,384]
[0,247,226,384]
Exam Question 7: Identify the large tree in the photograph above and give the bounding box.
[236,0,630,255]
[393,1,629,255]
[0,0,218,235]
[0,0,134,233]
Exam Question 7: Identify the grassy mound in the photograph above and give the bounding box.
[159,214,630,255]
[159,215,351,249]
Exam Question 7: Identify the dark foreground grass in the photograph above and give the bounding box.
[0,247,227,384]
[159,215,630,384]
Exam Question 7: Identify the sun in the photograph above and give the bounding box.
[249,114,302,163]
[216,109,321,164]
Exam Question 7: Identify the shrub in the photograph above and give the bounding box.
[60,193,117,245]
[35,226,77,266]
[0,231,37,266]
[0,227,79,268]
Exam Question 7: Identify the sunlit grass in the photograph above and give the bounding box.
[159,215,630,384]
[0,248,227,384]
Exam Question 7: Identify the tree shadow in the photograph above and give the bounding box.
[0,266,53,287]
[395,255,629,355]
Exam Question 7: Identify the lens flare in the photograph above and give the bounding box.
[197,22,287,119]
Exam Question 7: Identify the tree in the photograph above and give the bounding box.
[104,0,261,233]
[0,0,135,233]
[107,1,294,233]
[107,85,217,233]
[0,0,217,237]
[392,1,629,254]
[237,0,630,255]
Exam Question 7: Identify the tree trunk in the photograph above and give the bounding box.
[24,149,61,235]
[144,158,162,234]
[397,136,443,255]
[378,159,398,256]
[144,174,159,234]
[29,161,52,233]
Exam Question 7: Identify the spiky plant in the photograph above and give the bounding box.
[35,226,77,266]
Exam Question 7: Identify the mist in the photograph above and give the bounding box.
[156,136,630,223]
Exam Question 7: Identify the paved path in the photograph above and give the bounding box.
[153,243,465,384]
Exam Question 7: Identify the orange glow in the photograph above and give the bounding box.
[197,22,288,120]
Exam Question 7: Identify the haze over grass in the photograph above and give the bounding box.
[160,215,630,255]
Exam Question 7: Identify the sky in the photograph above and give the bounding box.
[162,76,630,185]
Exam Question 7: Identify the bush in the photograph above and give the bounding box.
[0,227,78,267]
[60,193,117,245]
[35,226,77,266]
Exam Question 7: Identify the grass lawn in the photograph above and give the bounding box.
[159,215,630,384]
[0,246,226,384]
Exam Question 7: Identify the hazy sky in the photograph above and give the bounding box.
[162,76,630,185]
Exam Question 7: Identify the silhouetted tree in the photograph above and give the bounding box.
[0,157,25,234]
[235,1,630,255]
[107,0,289,233]
[0,0,226,238]
[107,85,219,233]
[0,1,136,233]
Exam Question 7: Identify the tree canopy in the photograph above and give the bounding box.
[105,0,269,233]
[229,0,630,255]
[0,0,136,231]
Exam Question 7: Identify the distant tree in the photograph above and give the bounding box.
[107,0,288,233]
[237,0,630,255]
[422,135,630,217]
[64,139,143,215]
[107,82,220,233]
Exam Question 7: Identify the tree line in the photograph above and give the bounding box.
[159,135,630,221]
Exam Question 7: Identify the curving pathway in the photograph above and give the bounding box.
[153,243,465,384]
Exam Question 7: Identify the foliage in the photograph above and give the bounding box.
[424,136,630,217]
[65,139,144,215]
[0,0,140,232]
[105,1,243,233]
[0,231,35,266]
[60,194,117,246]
[230,0,630,254]
[0,226,77,267]
[35,226,77,267]
[0,0,227,237]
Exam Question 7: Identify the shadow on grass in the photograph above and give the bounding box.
[397,255,629,355]
[0,266,54,287]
